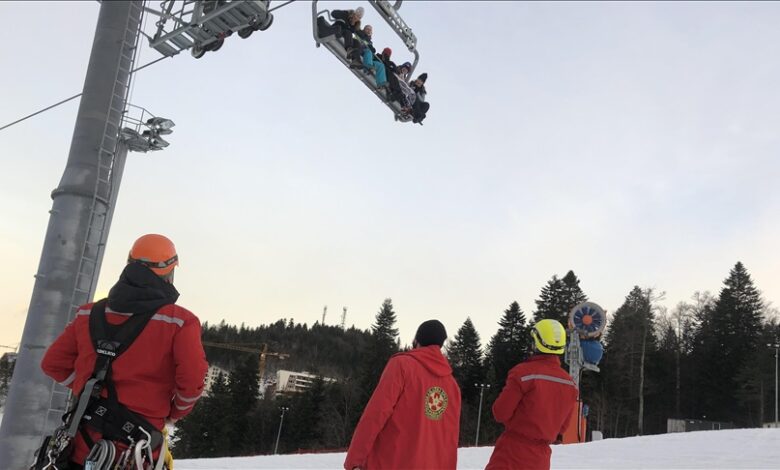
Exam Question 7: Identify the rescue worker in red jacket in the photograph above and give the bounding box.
[344,320,461,470]
[485,319,578,470]
[41,234,208,467]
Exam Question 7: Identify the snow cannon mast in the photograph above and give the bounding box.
[563,302,607,444]
[565,301,606,380]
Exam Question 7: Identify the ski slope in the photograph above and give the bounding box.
[177,428,780,469]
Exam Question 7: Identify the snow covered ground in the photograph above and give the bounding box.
[177,428,780,469]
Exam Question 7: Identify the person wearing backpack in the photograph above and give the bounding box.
[40,234,208,469]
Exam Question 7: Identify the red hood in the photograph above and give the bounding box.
[395,345,453,377]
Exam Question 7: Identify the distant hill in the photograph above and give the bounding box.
[201,319,374,380]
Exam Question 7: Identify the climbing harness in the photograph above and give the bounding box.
[31,300,168,469]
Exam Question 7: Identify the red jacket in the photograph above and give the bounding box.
[486,355,578,470]
[344,346,461,470]
[41,302,208,463]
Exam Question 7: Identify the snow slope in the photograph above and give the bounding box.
[177,428,780,469]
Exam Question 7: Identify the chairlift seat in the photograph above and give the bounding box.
[315,15,412,123]
[149,1,272,57]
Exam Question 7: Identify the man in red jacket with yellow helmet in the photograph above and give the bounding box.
[41,234,208,468]
[486,319,579,470]
[344,320,461,470]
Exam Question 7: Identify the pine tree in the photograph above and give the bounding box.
[359,299,400,405]
[599,286,658,436]
[446,318,485,404]
[533,270,588,326]
[445,317,486,445]
[0,354,14,407]
[173,373,233,457]
[486,302,532,389]
[694,262,765,425]
[286,376,328,451]
[227,355,260,454]
[373,298,400,353]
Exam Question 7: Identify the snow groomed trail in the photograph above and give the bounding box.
[177,428,780,469]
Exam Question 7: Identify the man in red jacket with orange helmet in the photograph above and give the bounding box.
[486,319,579,470]
[40,234,208,468]
[344,320,461,470]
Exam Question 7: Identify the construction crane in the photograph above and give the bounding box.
[201,341,290,380]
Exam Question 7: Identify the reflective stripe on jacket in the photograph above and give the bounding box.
[41,302,208,463]
[486,354,578,470]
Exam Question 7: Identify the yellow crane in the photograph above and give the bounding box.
[201,341,290,380]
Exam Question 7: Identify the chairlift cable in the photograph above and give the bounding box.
[0,56,170,134]
[269,0,296,13]
[127,4,149,107]
[0,94,83,133]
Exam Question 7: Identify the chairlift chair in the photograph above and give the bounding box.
[145,1,274,59]
[312,0,421,122]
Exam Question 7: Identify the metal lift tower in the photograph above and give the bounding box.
[0,1,424,466]
[0,2,143,466]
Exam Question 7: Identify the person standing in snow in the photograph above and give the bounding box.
[40,234,208,468]
[485,319,579,470]
[344,320,461,470]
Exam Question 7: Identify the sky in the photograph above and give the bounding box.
[1,1,779,352]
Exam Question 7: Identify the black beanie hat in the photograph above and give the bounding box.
[415,320,447,347]
[418,72,428,83]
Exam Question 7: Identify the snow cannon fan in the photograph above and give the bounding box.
[569,302,606,366]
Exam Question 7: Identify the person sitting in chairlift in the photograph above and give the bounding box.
[395,62,417,114]
[378,47,404,103]
[354,25,389,90]
[411,73,430,124]
[318,7,364,66]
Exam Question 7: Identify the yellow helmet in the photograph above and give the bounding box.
[531,319,567,355]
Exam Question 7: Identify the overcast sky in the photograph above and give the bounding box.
[1,1,779,351]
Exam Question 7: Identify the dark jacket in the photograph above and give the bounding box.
[331,9,351,24]
[412,81,427,102]
[379,55,397,74]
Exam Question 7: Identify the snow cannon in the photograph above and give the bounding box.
[580,339,604,366]
[566,301,607,371]
[569,302,606,339]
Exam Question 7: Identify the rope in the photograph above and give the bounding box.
[84,440,117,470]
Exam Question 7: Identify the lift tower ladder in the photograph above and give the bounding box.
[42,0,144,433]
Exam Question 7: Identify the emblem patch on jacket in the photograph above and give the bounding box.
[424,386,448,420]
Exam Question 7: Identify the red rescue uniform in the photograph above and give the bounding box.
[344,345,461,470]
[41,302,208,464]
[486,355,578,470]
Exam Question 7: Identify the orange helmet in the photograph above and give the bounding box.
[127,234,179,276]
